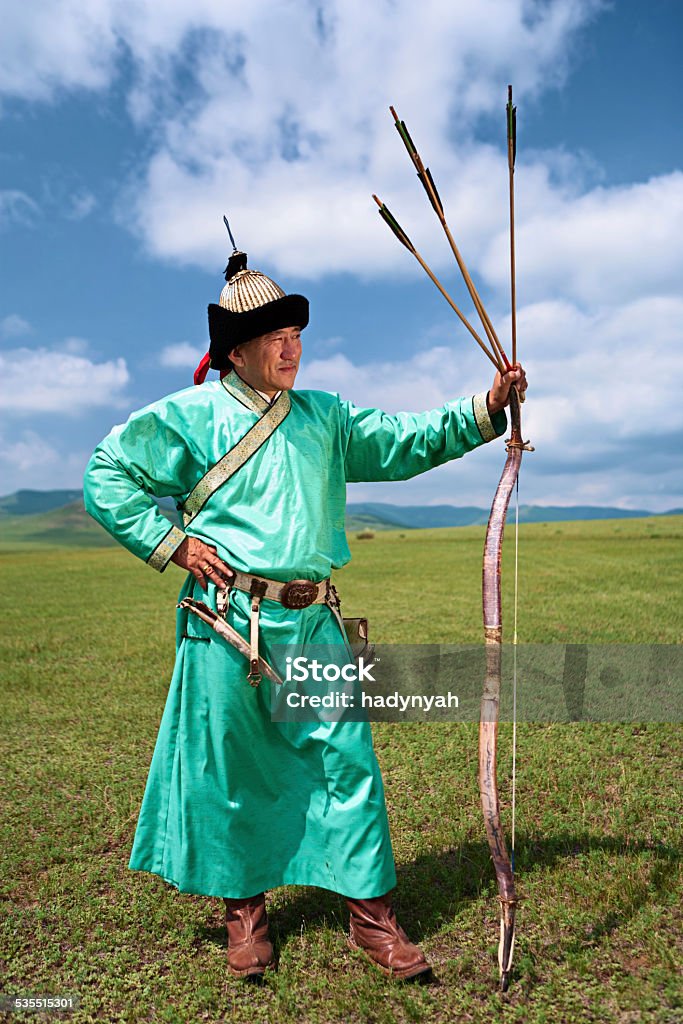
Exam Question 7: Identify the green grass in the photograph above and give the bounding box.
[1,518,682,1023]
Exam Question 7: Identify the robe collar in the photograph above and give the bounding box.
[255,387,282,406]
[221,370,282,415]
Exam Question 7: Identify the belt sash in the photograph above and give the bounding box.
[179,375,291,526]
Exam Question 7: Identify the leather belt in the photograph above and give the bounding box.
[183,569,356,690]
[228,569,330,609]
[214,570,332,686]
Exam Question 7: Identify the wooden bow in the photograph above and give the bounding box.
[480,385,532,990]
[374,86,532,990]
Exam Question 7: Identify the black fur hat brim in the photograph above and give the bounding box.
[208,294,309,370]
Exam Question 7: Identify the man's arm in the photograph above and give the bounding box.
[341,366,526,484]
[84,398,234,588]
[84,422,188,573]
[83,398,195,573]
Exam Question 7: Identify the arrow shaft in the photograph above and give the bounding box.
[441,221,512,372]
[508,163,517,368]
[391,107,512,372]
[507,85,518,374]
[374,194,502,370]
[413,249,503,370]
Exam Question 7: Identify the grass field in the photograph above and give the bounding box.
[1,517,682,1023]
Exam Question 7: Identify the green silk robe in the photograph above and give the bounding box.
[83,371,505,898]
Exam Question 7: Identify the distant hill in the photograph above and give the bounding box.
[0,500,118,547]
[345,504,488,531]
[0,492,180,547]
[344,502,674,531]
[0,489,84,517]
[0,490,679,546]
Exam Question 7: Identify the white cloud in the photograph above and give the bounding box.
[93,0,679,319]
[0,190,38,228]
[3,2,679,313]
[299,346,484,413]
[0,430,60,473]
[0,346,129,414]
[300,292,683,512]
[0,1,603,107]
[9,1,677,325]
[0,0,618,285]
[0,314,31,338]
[0,430,88,492]
[159,341,205,368]
[481,171,683,306]
[0,1,117,102]
[2,0,681,511]
[61,336,90,354]
[67,190,97,220]
[512,295,683,445]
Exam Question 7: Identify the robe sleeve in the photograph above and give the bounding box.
[341,391,507,483]
[83,398,197,572]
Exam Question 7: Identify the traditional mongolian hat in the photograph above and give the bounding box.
[194,217,309,384]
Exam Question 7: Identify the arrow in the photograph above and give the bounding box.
[373,195,503,371]
[389,106,513,373]
[507,85,518,371]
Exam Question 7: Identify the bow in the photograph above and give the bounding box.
[480,385,532,990]
[477,85,531,992]
[374,87,532,990]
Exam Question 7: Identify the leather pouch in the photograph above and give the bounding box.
[343,617,375,666]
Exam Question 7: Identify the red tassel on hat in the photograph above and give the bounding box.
[194,351,211,385]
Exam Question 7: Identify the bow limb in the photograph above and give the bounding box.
[479,386,528,991]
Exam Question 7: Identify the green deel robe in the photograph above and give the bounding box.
[83,371,505,899]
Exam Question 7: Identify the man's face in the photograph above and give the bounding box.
[229,325,302,396]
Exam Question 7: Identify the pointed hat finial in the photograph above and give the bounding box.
[222,215,247,281]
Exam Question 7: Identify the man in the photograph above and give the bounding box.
[83,241,527,982]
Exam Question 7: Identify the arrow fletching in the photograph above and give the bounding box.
[380,101,513,372]
[422,167,444,218]
[390,106,418,162]
[507,85,517,169]
[372,194,415,252]
[390,106,445,219]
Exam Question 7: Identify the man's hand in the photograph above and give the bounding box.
[487,364,528,415]
[171,537,234,591]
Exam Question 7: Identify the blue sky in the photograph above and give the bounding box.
[1,0,682,511]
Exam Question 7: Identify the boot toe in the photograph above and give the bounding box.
[348,931,432,980]
[346,894,432,982]
[228,940,275,977]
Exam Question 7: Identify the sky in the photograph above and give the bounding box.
[1,0,682,511]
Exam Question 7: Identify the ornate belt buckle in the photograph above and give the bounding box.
[280,580,318,609]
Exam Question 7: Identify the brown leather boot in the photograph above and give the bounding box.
[224,893,275,979]
[346,893,431,980]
